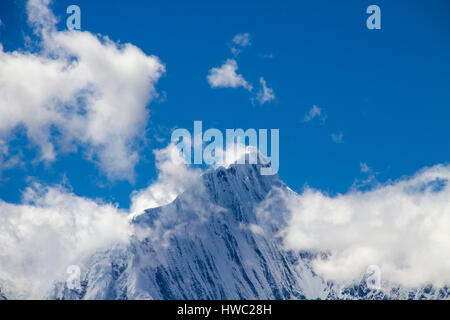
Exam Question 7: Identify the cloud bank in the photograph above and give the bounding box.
[259,164,450,288]
[0,183,130,299]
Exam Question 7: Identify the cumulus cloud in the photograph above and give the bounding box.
[303,105,326,123]
[0,183,130,299]
[0,0,165,180]
[259,164,450,288]
[255,77,275,104]
[207,59,252,90]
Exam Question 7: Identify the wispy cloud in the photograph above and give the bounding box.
[303,105,326,123]
[231,47,240,56]
[261,53,274,59]
[255,77,275,104]
[130,143,202,215]
[232,33,251,47]
[231,33,251,56]
[331,132,344,144]
[360,162,371,173]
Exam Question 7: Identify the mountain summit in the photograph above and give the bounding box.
[52,163,450,300]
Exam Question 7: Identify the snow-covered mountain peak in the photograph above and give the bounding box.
[131,162,284,228]
[51,162,450,300]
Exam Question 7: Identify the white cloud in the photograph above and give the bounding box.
[130,143,202,215]
[0,141,205,298]
[303,105,326,122]
[0,0,165,180]
[207,59,252,90]
[331,132,344,144]
[255,77,275,104]
[258,164,450,288]
[211,34,276,102]
[27,0,58,35]
[0,139,23,173]
[231,47,240,57]
[230,33,250,56]
[0,183,130,299]
[232,33,251,47]
[130,142,270,219]
[262,53,274,59]
[360,162,370,173]
[131,143,223,249]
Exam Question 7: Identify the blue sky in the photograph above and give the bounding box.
[0,0,449,209]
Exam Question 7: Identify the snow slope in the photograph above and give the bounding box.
[51,163,450,300]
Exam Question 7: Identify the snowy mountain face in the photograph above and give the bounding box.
[52,164,450,300]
